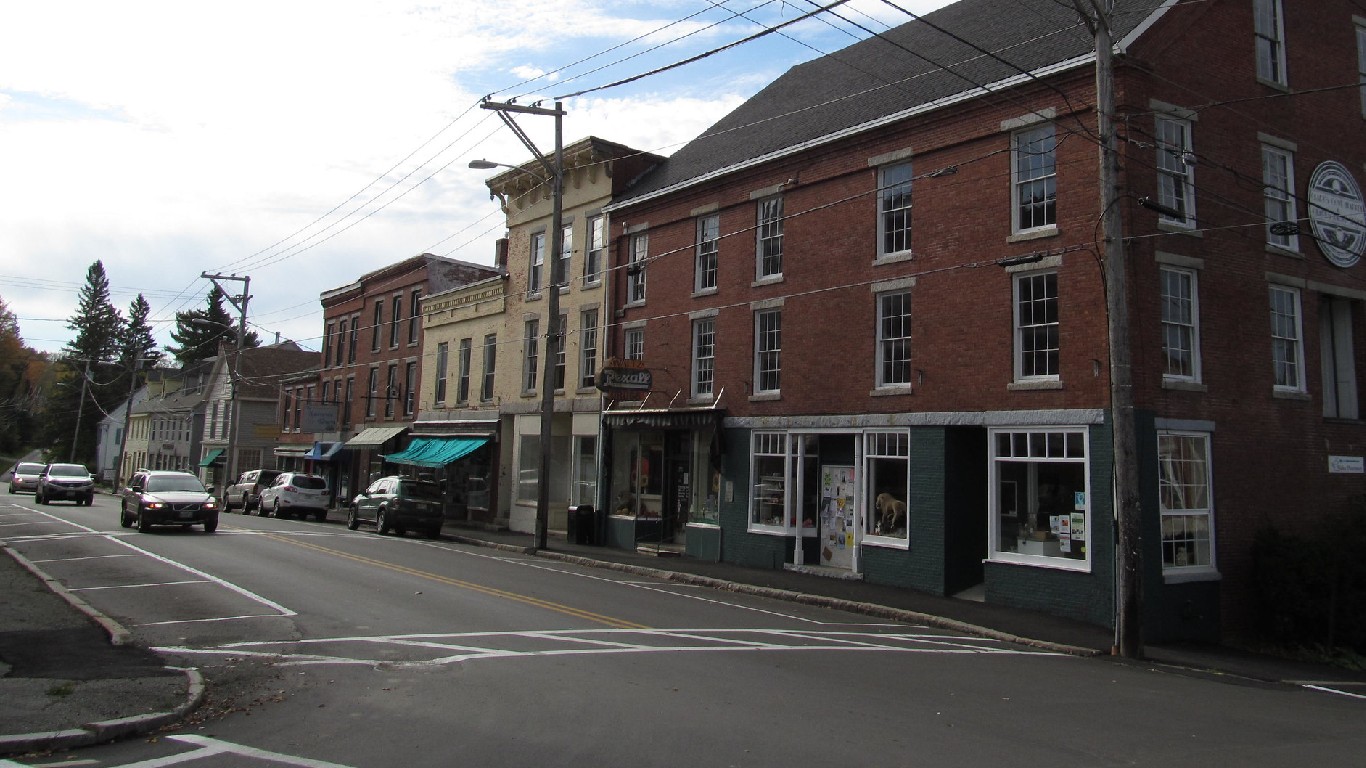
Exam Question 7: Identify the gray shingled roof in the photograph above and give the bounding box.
[617,0,1163,204]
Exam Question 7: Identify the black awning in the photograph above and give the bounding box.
[602,408,722,430]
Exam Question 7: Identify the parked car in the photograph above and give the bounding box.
[348,476,444,538]
[8,462,45,494]
[258,472,329,520]
[36,463,95,506]
[224,468,283,513]
[119,470,219,533]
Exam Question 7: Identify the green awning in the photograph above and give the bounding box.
[198,448,225,467]
[382,436,488,468]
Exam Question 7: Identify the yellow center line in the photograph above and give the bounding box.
[262,533,650,630]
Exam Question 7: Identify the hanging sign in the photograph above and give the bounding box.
[1307,161,1366,268]
[597,366,652,391]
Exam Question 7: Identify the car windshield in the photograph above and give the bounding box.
[48,465,89,477]
[399,482,442,501]
[17,463,44,474]
[291,476,326,490]
[146,476,206,493]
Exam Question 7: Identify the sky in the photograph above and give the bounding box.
[1,0,953,357]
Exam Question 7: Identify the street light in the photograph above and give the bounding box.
[475,99,565,551]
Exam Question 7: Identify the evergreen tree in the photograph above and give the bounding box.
[42,261,124,466]
[168,286,260,366]
[118,294,162,373]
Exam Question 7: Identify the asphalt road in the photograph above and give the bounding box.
[2,492,1363,768]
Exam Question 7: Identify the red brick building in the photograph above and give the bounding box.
[600,0,1366,643]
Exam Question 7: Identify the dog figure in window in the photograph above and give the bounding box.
[874,492,906,535]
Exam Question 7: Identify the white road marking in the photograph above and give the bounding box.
[26,553,136,563]
[68,579,214,591]
[1302,684,1366,700]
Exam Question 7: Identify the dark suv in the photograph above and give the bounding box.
[36,463,95,506]
[348,476,444,538]
[224,468,282,513]
[120,470,220,533]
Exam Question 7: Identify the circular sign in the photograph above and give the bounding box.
[1307,161,1366,268]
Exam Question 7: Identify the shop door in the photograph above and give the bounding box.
[818,465,857,570]
[663,454,690,546]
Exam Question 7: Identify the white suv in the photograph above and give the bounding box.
[258,472,329,521]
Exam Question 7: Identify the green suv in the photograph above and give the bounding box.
[347,476,444,538]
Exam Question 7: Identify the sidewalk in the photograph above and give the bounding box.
[4,523,1362,757]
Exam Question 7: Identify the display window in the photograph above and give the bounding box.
[989,428,1090,569]
[749,431,791,531]
[864,430,910,546]
[691,427,721,525]
[611,432,664,517]
[1158,431,1215,573]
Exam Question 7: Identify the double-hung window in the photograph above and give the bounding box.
[879,162,913,257]
[348,315,359,363]
[1160,266,1201,382]
[408,289,421,345]
[692,315,716,398]
[1012,124,1056,233]
[366,367,378,417]
[627,233,647,304]
[1321,296,1359,419]
[876,289,912,388]
[1262,143,1298,251]
[625,327,644,361]
[481,334,497,401]
[342,377,353,426]
[457,338,472,405]
[1358,22,1366,118]
[523,319,540,393]
[403,362,416,416]
[371,300,383,352]
[389,295,402,348]
[323,323,333,368]
[1254,0,1287,86]
[553,313,566,392]
[434,342,449,404]
[585,215,606,285]
[337,319,348,367]
[529,232,545,295]
[556,224,572,289]
[580,309,598,390]
[754,308,781,394]
[1158,432,1215,572]
[1155,116,1196,228]
[695,214,719,293]
[385,364,398,417]
[1014,271,1059,380]
[756,196,784,279]
[1269,284,1305,392]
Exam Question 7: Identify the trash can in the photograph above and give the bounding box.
[569,504,595,545]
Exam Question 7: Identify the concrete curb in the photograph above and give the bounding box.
[447,534,1104,660]
[6,546,132,646]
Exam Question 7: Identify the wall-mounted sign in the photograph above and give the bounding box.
[597,366,653,391]
[1308,161,1366,268]
[1328,455,1364,474]
[300,403,338,433]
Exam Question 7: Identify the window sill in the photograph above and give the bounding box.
[1161,379,1207,392]
[1272,388,1311,401]
[687,396,714,406]
[692,287,719,298]
[1256,76,1290,92]
[1008,378,1062,391]
[1265,243,1303,259]
[1007,226,1058,244]
[751,275,784,288]
[1162,567,1221,585]
[524,292,543,303]
[747,523,791,536]
[1157,220,1201,237]
[624,300,645,309]
[870,385,914,397]
[988,552,1090,572]
[749,392,781,402]
[862,535,909,550]
[874,250,913,266]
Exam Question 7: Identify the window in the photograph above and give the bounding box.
[343,377,354,426]
[1358,22,1366,118]
[385,364,398,417]
[408,289,421,345]
[695,214,719,292]
[1254,0,1287,86]
[692,316,715,397]
[1155,116,1196,227]
[321,381,331,409]
[323,323,334,368]
[348,315,359,363]
[991,428,1089,566]
[755,308,781,393]
[876,290,912,387]
[573,436,597,506]
[366,367,378,417]
[756,196,784,279]
[529,232,545,295]
[1013,124,1056,232]
[1160,266,1201,382]
[585,215,606,285]
[556,223,572,289]
[750,432,789,527]
[1321,296,1359,419]
[580,309,598,390]
[481,334,497,401]
[282,391,293,431]
[404,362,416,416]
[291,388,301,432]
[457,338,472,405]
[627,233,647,304]
[337,319,348,367]
[1262,144,1298,250]
[517,434,541,503]
[1269,285,1304,392]
[523,319,540,393]
[879,162,913,257]
[1158,432,1214,571]
[434,342,449,405]
[389,295,402,348]
[625,327,644,361]
[371,300,383,352]
[553,313,566,391]
[865,431,910,541]
[1015,271,1059,380]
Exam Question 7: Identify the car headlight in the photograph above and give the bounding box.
[145,502,165,509]
[203,501,218,509]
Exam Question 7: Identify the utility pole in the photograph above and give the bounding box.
[70,357,92,463]
[1073,0,1142,659]
[113,357,147,490]
[201,273,250,496]
[477,98,566,552]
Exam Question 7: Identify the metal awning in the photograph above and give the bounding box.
[304,441,345,461]
[382,436,488,468]
[602,407,723,429]
[345,426,408,448]
[274,445,310,458]
[198,448,225,467]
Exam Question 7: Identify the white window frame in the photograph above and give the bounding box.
[434,341,449,405]
[480,333,496,402]
[695,214,720,293]
[585,215,606,285]
[692,316,716,398]
[863,430,911,547]
[580,309,599,390]
[878,162,913,258]
[1158,431,1217,578]
[553,313,566,392]
[556,223,572,290]
[1013,270,1059,381]
[1160,266,1201,383]
[875,289,913,388]
[756,195,784,280]
[1262,143,1299,251]
[1155,115,1196,228]
[523,318,540,394]
[1011,123,1057,234]
[1321,295,1359,419]
[754,308,781,394]
[988,427,1091,571]
[624,327,645,361]
[748,431,791,532]
[1254,0,1288,86]
[528,231,545,296]
[1269,284,1305,393]
[627,233,648,304]
[456,338,472,405]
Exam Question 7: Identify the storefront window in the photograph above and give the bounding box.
[691,427,721,525]
[990,428,1089,567]
[610,432,663,517]
[1158,432,1214,571]
[517,434,541,503]
[573,436,597,507]
[864,431,910,543]
[750,432,789,529]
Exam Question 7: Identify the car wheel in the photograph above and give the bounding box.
[426,525,442,540]
[273,500,288,519]
[119,508,133,528]
[203,513,219,533]
[36,490,46,505]
[314,510,327,522]
[240,494,250,513]
[136,507,152,532]
[84,494,94,507]
[8,485,14,494]
[347,505,361,531]
[376,506,392,535]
